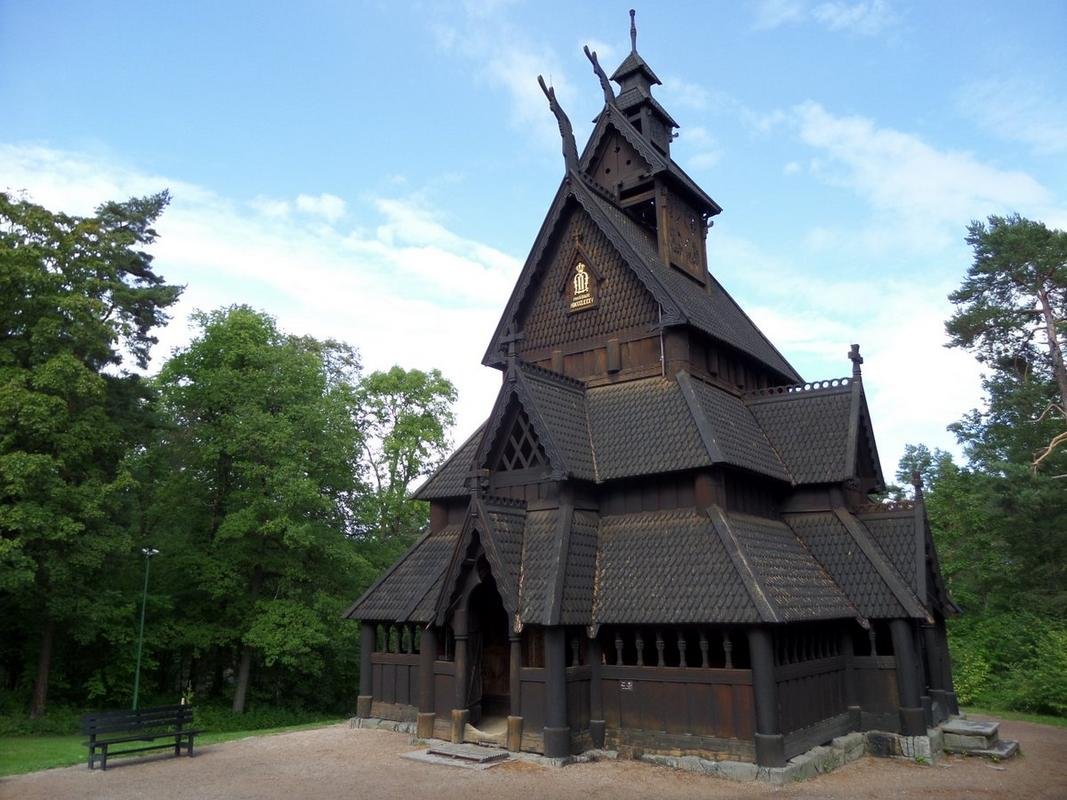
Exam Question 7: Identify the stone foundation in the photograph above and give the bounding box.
[640,731,866,785]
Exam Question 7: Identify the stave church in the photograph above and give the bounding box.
[345,11,959,767]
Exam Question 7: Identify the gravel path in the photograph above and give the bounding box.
[3,717,1064,800]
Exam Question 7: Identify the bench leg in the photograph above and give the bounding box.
[101,743,108,771]
[175,735,181,757]
[187,736,195,757]
[88,747,95,770]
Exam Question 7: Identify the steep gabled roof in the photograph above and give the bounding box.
[481,172,800,383]
[592,505,860,627]
[475,361,595,481]
[678,372,792,483]
[615,86,679,128]
[745,378,884,487]
[412,422,485,500]
[592,507,760,625]
[580,105,719,215]
[573,180,801,382]
[343,524,461,623]
[710,507,859,624]
[585,376,708,480]
[787,510,927,620]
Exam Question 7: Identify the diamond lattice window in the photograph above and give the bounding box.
[497,408,547,470]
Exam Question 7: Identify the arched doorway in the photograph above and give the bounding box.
[466,567,510,728]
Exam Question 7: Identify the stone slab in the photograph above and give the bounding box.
[949,739,1019,761]
[427,742,509,763]
[401,750,508,771]
[942,718,999,738]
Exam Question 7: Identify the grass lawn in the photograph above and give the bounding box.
[0,719,343,777]
[962,706,1067,730]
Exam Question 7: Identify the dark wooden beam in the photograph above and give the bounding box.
[357,622,375,718]
[416,626,437,737]
[889,619,925,736]
[543,627,570,758]
[748,626,785,767]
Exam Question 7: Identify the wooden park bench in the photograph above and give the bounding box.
[81,704,201,770]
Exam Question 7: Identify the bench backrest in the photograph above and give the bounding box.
[81,704,195,736]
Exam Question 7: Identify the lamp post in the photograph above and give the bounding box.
[132,547,159,711]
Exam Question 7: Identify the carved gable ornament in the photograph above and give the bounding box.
[560,237,600,314]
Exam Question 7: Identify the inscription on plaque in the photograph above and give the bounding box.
[569,261,594,311]
[619,680,634,691]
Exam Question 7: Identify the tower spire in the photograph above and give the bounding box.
[630,8,637,52]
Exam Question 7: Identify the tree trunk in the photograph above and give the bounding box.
[29,619,55,719]
[232,646,253,714]
[1037,287,1067,416]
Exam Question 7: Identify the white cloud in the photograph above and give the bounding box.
[958,78,1067,156]
[752,0,897,36]
[250,196,290,218]
[783,160,802,175]
[432,8,581,154]
[791,101,1056,251]
[0,143,516,445]
[295,192,346,222]
[752,0,806,30]
[711,232,984,471]
[661,76,710,111]
[811,0,895,35]
[677,126,722,171]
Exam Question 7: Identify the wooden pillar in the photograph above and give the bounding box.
[357,621,374,718]
[840,627,861,730]
[451,609,470,743]
[507,634,523,751]
[417,626,436,739]
[588,634,605,748]
[890,619,925,736]
[748,626,785,767]
[543,626,570,758]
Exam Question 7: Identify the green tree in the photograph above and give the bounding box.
[947,214,1066,473]
[150,306,369,713]
[0,191,180,717]
[353,367,456,558]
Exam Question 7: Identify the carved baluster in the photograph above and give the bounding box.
[614,631,624,665]
[868,627,878,656]
[635,631,644,667]
[571,636,581,667]
[699,631,709,668]
[723,632,733,669]
[655,630,665,667]
[677,631,687,668]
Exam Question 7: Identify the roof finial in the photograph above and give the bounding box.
[630,8,638,53]
[537,75,579,172]
[848,343,863,378]
[583,45,615,106]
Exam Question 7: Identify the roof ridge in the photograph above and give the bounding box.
[412,421,485,499]
[832,507,930,621]
[675,371,727,465]
[704,505,781,623]
[518,359,586,391]
[343,525,434,620]
[744,376,852,402]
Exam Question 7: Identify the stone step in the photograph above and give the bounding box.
[426,742,509,763]
[951,738,1019,761]
[942,718,1000,751]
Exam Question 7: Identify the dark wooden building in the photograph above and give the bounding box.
[346,13,959,767]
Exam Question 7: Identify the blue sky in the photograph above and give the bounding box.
[3,0,1066,475]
